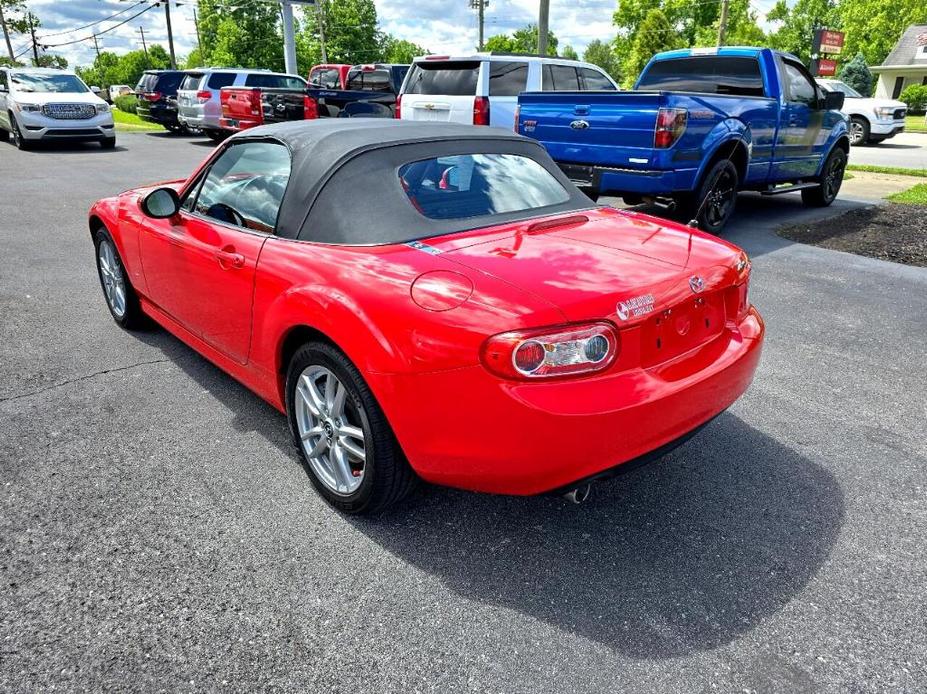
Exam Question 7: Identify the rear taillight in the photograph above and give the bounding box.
[249,88,261,116]
[473,96,490,126]
[654,107,687,148]
[303,95,318,120]
[395,94,402,119]
[196,89,211,103]
[144,91,161,102]
[481,322,619,380]
[513,104,520,133]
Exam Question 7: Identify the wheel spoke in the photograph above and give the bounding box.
[301,425,324,442]
[298,374,324,416]
[330,446,354,490]
[306,436,328,459]
[339,435,366,461]
[330,380,346,419]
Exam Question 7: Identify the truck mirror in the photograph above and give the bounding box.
[822,90,844,111]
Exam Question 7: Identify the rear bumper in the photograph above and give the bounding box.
[372,307,764,495]
[218,116,261,132]
[557,161,698,196]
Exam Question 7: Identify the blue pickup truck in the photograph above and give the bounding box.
[515,47,850,232]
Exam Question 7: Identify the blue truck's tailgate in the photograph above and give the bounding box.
[517,91,665,168]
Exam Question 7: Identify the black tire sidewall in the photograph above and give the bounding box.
[696,159,739,234]
[285,343,388,514]
[93,227,139,328]
[821,148,847,204]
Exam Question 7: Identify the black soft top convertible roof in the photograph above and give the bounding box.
[229,119,593,244]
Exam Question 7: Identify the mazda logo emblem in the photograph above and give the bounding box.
[689,276,705,293]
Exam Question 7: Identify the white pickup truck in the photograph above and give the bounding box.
[817,78,907,146]
[0,67,115,150]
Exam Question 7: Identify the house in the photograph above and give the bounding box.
[871,24,927,99]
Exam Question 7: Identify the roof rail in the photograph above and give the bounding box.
[477,51,578,60]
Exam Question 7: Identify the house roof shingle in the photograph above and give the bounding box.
[881,24,927,66]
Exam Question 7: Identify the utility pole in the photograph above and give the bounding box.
[28,12,38,66]
[92,34,101,60]
[138,26,149,64]
[192,7,203,60]
[538,0,549,56]
[1,4,15,63]
[716,0,730,47]
[469,0,488,51]
[162,0,176,69]
[281,0,297,74]
[316,1,328,64]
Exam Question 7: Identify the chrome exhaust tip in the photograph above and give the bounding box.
[563,483,592,505]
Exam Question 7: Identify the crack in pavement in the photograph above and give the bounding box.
[0,358,172,404]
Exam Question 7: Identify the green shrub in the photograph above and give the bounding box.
[837,53,873,97]
[899,84,927,114]
[113,95,138,114]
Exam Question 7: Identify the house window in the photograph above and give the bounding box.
[892,76,905,99]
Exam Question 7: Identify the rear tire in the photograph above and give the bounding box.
[286,342,417,515]
[802,147,847,207]
[692,159,739,234]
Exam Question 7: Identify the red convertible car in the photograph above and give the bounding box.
[89,120,764,513]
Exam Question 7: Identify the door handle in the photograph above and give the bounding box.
[216,248,245,269]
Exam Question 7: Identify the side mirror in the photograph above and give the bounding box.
[141,187,181,218]
[822,90,844,111]
[90,85,101,94]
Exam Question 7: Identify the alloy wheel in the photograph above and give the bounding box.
[294,365,367,496]
[703,168,736,228]
[822,153,846,202]
[849,121,864,145]
[97,238,127,318]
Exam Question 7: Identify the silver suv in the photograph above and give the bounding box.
[0,67,115,150]
[177,68,289,141]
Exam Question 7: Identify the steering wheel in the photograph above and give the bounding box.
[206,202,246,228]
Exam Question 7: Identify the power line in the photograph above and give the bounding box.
[36,1,147,40]
[38,5,157,50]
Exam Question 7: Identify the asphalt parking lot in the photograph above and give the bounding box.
[1,132,926,693]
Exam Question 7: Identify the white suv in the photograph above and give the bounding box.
[817,78,907,146]
[0,68,115,150]
[398,54,618,131]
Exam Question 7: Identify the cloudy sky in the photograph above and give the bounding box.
[13,0,634,68]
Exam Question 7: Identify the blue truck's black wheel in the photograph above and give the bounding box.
[694,159,738,234]
[802,148,846,207]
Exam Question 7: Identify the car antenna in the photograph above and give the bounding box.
[687,133,746,230]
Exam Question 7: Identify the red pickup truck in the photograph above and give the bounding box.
[308,64,352,90]
[218,73,316,133]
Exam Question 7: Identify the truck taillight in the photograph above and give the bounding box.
[395,94,401,119]
[654,107,687,148]
[249,88,261,116]
[473,96,490,126]
[196,89,211,103]
[303,95,318,120]
[480,322,619,380]
[513,104,520,133]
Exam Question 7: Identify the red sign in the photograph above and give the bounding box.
[817,58,837,76]
[817,29,845,55]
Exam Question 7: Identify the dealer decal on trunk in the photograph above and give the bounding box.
[616,293,655,320]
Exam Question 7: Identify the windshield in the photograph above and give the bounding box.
[10,72,88,93]
[820,80,861,98]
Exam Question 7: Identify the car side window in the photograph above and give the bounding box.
[578,67,615,91]
[207,72,236,90]
[783,61,817,106]
[184,142,292,234]
[488,61,528,96]
[0,71,7,91]
[545,65,580,91]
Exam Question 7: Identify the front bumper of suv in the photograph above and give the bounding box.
[15,109,115,142]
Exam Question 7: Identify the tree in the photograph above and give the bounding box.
[484,24,558,56]
[693,0,766,46]
[766,0,839,64]
[34,53,66,69]
[381,35,428,63]
[626,8,682,86]
[837,52,873,96]
[583,39,621,83]
[196,0,283,71]
[838,0,927,66]
[898,84,927,114]
[0,0,26,63]
[298,0,381,69]
[561,44,578,60]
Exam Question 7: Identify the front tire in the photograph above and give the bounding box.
[9,113,30,150]
[0,126,8,143]
[286,342,416,515]
[100,137,116,149]
[692,159,739,234]
[94,227,143,329]
[849,116,869,146]
[802,147,847,208]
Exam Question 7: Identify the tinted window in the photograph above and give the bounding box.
[637,57,765,96]
[782,61,816,105]
[819,80,861,98]
[155,72,183,93]
[310,67,341,89]
[404,61,480,96]
[545,65,580,90]
[0,72,7,89]
[398,153,570,220]
[488,61,528,96]
[579,67,615,90]
[136,73,155,92]
[207,72,237,90]
[346,68,392,92]
[187,142,291,233]
[245,73,306,89]
[180,73,204,90]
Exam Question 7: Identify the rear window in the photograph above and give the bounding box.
[155,72,183,93]
[180,73,203,91]
[488,61,528,96]
[245,73,306,89]
[637,57,765,96]
[543,65,580,91]
[136,73,157,92]
[398,153,570,220]
[207,72,237,90]
[310,67,341,89]
[404,61,480,96]
[346,68,392,92]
